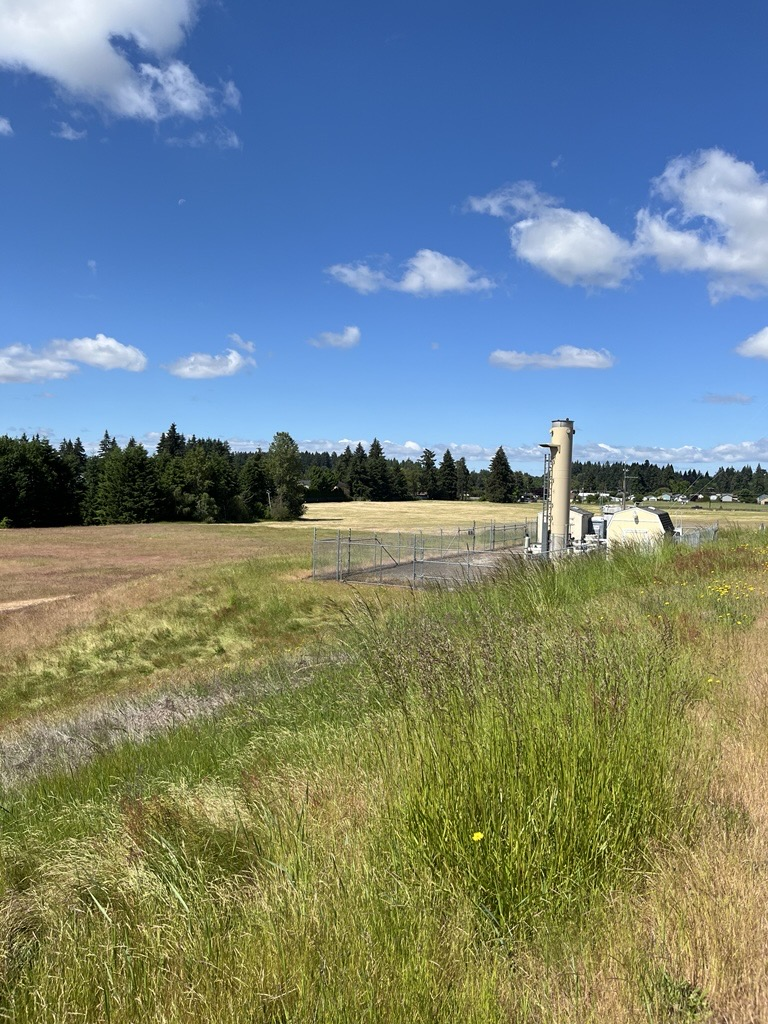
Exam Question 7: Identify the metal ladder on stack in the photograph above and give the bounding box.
[540,450,552,555]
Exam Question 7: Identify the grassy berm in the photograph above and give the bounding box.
[1,526,768,1021]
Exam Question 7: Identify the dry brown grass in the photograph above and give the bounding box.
[285,499,536,532]
[0,522,289,604]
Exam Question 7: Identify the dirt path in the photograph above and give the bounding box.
[0,595,73,614]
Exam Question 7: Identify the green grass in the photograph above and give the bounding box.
[1,532,767,1020]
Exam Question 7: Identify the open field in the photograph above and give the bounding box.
[282,498,539,531]
[1,529,768,1020]
[0,521,359,726]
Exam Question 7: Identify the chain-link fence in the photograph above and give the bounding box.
[312,520,538,587]
[676,523,719,548]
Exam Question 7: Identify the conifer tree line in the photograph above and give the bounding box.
[1,425,763,528]
[299,442,536,504]
[569,459,768,503]
[0,427,304,528]
[0,429,535,528]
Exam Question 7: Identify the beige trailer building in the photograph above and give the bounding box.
[606,506,674,547]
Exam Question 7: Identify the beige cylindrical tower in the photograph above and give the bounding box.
[548,418,575,553]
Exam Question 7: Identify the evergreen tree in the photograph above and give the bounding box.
[437,449,457,500]
[420,449,439,498]
[387,460,411,500]
[367,438,391,500]
[97,431,118,457]
[238,452,269,520]
[306,466,345,502]
[485,446,516,503]
[335,446,354,497]
[0,435,77,527]
[266,431,305,520]
[82,433,120,524]
[348,442,371,499]
[455,456,469,500]
[178,442,238,522]
[156,422,187,459]
[96,440,159,523]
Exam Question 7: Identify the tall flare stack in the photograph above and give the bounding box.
[541,418,575,554]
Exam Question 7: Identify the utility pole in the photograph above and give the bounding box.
[620,467,635,510]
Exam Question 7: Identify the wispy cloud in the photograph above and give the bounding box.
[0,333,146,383]
[166,127,242,149]
[166,348,255,379]
[327,249,494,296]
[0,116,12,136]
[702,392,753,405]
[227,332,256,354]
[489,345,615,370]
[52,121,86,141]
[308,325,361,349]
[0,0,239,124]
[87,259,97,275]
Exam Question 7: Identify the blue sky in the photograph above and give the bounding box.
[2,1,768,471]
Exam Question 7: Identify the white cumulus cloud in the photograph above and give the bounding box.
[472,150,768,300]
[489,345,615,370]
[166,348,255,379]
[636,149,768,301]
[512,207,635,289]
[0,333,146,382]
[48,333,146,371]
[469,183,635,289]
[735,326,768,359]
[308,325,361,349]
[0,0,237,123]
[0,345,74,383]
[0,116,12,136]
[327,249,494,296]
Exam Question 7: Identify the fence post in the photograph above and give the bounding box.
[347,529,352,577]
[336,530,341,581]
[312,527,316,580]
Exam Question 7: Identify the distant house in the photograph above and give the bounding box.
[709,494,721,501]
[757,494,768,505]
[721,493,736,502]
[660,492,672,502]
